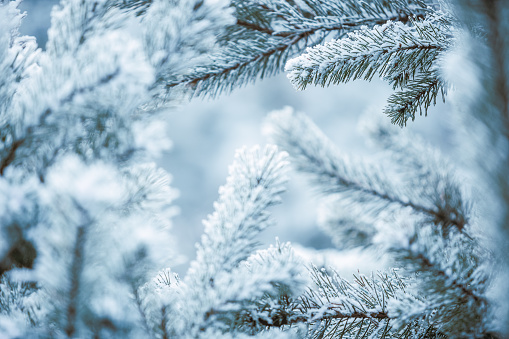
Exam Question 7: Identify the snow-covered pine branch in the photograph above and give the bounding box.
[188,145,289,285]
[386,223,490,337]
[220,266,442,337]
[167,0,430,98]
[286,10,451,126]
[264,107,468,233]
[299,269,441,338]
[263,107,493,336]
[0,0,231,337]
[137,146,308,338]
[361,114,470,233]
[384,72,445,126]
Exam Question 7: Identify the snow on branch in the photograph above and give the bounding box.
[297,269,441,338]
[140,0,234,106]
[114,0,152,15]
[263,106,493,336]
[0,1,39,114]
[0,0,229,336]
[236,267,441,338]
[285,14,448,89]
[385,223,490,337]
[385,72,445,126]
[250,0,429,36]
[361,113,470,233]
[167,32,310,98]
[166,0,430,98]
[286,11,451,125]
[152,146,308,337]
[187,145,289,284]
[199,241,307,333]
[264,107,467,232]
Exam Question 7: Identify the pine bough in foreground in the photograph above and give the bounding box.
[264,107,492,337]
[169,0,431,99]
[170,0,450,126]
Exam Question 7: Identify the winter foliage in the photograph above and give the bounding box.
[264,106,488,338]
[0,0,508,338]
[285,10,451,126]
[168,0,430,99]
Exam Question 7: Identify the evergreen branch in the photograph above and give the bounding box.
[287,44,442,90]
[166,1,431,97]
[232,0,429,35]
[166,33,311,98]
[240,268,443,338]
[286,15,448,89]
[0,69,120,177]
[362,115,470,233]
[388,224,490,337]
[385,74,444,126]
[415,253,483,304]
[181,225,307,336]
[399,227,487,304]
[234,307,390,329]
[285,12,450,124]
[236,20,275,36]
[237,13,425,38]
[186,145,289,285]
[264,107,467,231]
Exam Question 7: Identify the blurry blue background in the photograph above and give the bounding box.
[19,0,453,275]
